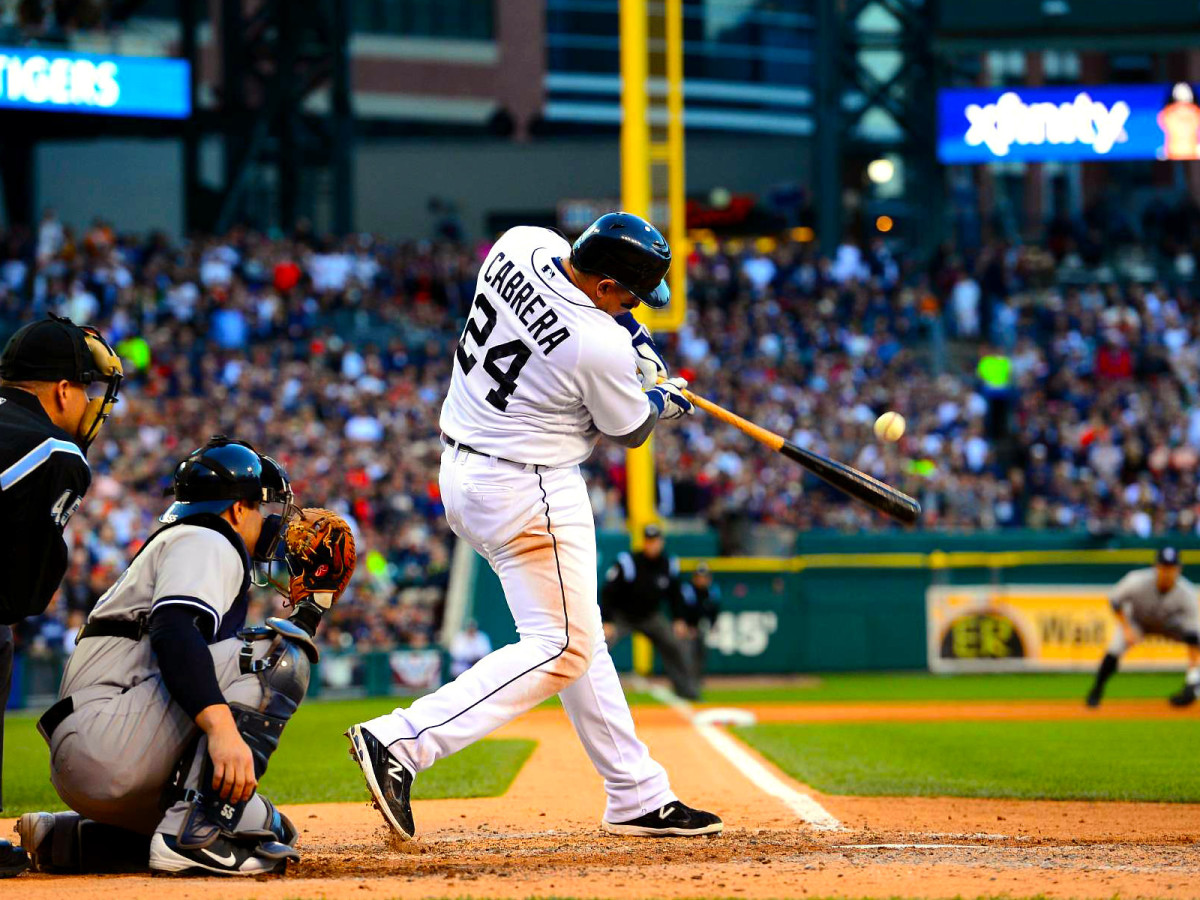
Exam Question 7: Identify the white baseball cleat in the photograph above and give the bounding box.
[149,832,297,876]
[13,812,53,873]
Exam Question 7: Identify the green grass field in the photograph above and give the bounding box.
[698,671,1185,705]
[5,672,1193,815]
[3,697,534,816]
[735,718,1200,802]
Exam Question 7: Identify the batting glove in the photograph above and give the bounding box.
[617,311,669,388]
[646,376,694,420]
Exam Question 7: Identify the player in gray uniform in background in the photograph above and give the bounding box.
[1086,546,1200,708]
[15,436,344,876]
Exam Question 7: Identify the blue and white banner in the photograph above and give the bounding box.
[938,83,1200,164]
[0,47,190,119]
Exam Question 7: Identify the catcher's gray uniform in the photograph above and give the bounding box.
[44,520,303,838]
[1108,568,1200,652]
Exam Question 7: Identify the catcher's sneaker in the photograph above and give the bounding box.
[1169,685,1197,707]
[12,813,53,873]
[149,832,297,876]
[0,838,29,878]
[603,802,723,837]
[345,724,415,839]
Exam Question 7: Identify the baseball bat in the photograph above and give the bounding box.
[680,388,922,525]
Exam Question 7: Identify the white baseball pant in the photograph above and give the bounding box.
[362,445,676,822]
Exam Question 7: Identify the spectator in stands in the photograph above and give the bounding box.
[448,620,492,678]
[3,211,1200,685]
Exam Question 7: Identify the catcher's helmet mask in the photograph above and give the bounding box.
[160,435,297,588]
[570,212,672,309]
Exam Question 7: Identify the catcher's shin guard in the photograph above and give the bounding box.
[16,811,151,874]
[177,638,310,849]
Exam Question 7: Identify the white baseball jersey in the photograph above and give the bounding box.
[439,226,649,467]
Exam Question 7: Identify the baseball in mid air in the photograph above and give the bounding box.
[874,411,905,442]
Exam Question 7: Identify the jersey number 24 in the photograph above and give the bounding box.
[456,293,531,411]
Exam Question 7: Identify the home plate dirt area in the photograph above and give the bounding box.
[6,701,1199,900]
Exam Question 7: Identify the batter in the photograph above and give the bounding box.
[347,212,723,838]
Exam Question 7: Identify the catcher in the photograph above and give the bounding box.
[16,436,355,876]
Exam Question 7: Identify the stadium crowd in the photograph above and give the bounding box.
[3,210,1199,661]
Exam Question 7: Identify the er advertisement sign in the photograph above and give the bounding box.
[927,585,1193,673]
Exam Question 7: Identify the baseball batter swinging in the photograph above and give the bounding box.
[347,212,723,838]
[1086,546,1200,708]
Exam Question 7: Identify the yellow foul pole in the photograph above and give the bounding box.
[620,0,656,554]
[620,0,685,676]
[663,0,687,332]
[620,0,654,675]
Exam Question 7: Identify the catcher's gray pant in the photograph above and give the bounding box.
[48,637,282,837]
[605,612,699,700]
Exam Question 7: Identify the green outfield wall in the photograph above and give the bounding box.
[466,531,1200,674]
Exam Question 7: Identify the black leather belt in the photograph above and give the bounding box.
[37,695,74,742]
[77,616,147,642]
[442,434,542,471]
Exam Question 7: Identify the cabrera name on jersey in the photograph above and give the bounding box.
[440,226,648,467]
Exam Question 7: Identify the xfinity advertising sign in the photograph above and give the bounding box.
[938,82,1200,163]
[0,47,190,119]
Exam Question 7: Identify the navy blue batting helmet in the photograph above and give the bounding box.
[160,435,292,524]
[570,212,672,309]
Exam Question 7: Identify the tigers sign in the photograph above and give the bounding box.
[927,585,1193,673]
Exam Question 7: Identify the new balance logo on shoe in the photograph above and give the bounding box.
[659,806,675,819]
[345,725,416,840]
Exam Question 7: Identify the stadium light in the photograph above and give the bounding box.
[867,158,895,185]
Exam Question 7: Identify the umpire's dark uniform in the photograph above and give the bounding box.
[0,315,121,877]
[600,525,699,700]
[674,562,721,686]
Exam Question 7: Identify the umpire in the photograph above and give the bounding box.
[674,562,722,689]
[601,524,699,700]
[0,315,122,877]
[1086,546,1200,708]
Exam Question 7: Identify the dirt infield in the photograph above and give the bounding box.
[6,698,1199,899]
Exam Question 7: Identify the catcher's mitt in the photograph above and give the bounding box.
[282,507,357,610]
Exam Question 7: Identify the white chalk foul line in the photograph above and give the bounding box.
[632,677,843,832]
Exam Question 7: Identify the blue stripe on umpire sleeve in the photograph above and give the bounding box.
[0,437,88,490]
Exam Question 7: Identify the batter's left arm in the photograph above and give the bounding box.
[579,321,693,449]
[615,312,669,388]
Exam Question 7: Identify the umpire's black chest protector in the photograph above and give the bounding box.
[0,387,91,623]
